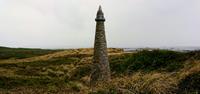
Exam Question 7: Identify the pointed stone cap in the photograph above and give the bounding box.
[95,6,105,21]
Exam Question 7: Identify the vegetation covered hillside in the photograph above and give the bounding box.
[0,47,199,94]
[0,47,62,60]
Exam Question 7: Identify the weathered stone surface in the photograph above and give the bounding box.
[91,6,111,85]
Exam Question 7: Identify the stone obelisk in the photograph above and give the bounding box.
[91,6,111,85]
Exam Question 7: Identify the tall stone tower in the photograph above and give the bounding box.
[91,6,111,84]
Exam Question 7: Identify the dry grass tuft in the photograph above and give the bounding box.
[107,72,178,94]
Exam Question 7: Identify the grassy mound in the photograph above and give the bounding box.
[0,48,199,94]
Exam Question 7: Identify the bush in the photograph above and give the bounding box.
[177,71,200,94]
[110,50,188,75]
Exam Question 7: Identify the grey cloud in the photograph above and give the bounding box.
[0,0,200,48]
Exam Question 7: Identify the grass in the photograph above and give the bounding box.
[0,47,199,94]
[0,76,80,93]
[0,46,62,60]
[0,76,58,89]
[70,64,92,80]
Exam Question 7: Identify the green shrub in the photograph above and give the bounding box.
[187,50,200,60]
[177,71,200,94]
[109,54,131,75]
[110,50,188,75]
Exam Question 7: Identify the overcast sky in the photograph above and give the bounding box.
[0,0,200,49]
